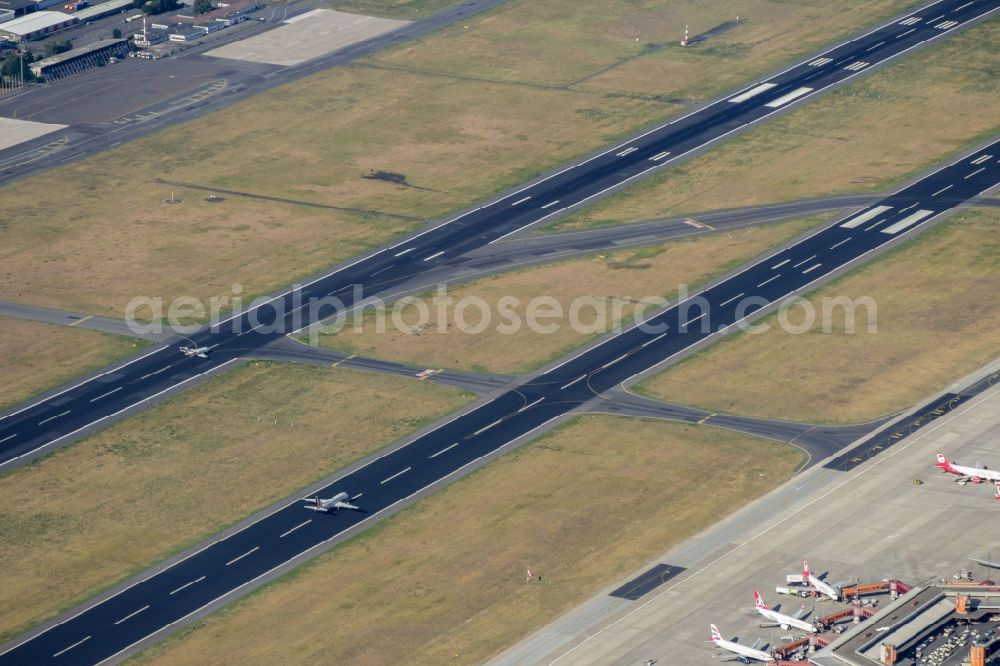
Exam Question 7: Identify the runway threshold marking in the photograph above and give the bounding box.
[280,520,311,538]
[881,209,934,234]
[89,386,122,403]
[381,467,412,484]
[844,61,870,71]
[113,606,149,625]
[808,57,832,66]
[169,575,206,595]
[727,82,777,103]
[560,375,586,390]
[52,635,90,658]
[429,442,458,458]
[68,315,92,327]
[899,16,921,25]
[226,546,259,566]
[764,87,813,108]
[37,410,70,426]
[840,205,892,229]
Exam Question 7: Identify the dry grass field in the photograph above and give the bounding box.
[318,0,457,18]
[134,415,802,665]
[0,317,146,411]
[552,18,1000,230]
[0,363,471,642]
[314,215,831,374]
[0,0,919,317]
[638,209,1000,424]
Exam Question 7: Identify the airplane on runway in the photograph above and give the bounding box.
[753,591,816,633]
[179,344,216,358]
[935,453,1000,484]
[802,560,841,601]
[710,624,774,663]
[301,492,359,512]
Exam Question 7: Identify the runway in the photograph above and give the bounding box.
[3,127,1000,666]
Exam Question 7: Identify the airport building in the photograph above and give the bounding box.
[0,9,77,41]
[29,36,127,78]
[0,0,36,19]
[72,0,133,22]
[808,583,1000,666]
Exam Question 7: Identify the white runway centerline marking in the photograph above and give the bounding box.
[114,606,149,625]
[139,365,171,380]
[226,547,259,566]
[897,27,917,37]
[757,274,781,288]
[541,200,560,209]
[718,293,744,308]
[882,209,934,234]
[0,434,16,444]
[89,386,122,403]
[801,263,822,274]
[649,151,671,161]
[954,1,974,10]
[770,258,790,269]
[616,147,637,157]
[932,184,954,197]
[169,576,205,596]
[601,354,629,370]
[641,332,668,348]
[829,237,852,250]
[472,419,503,437]
[765,87,813,108]
[727,82,777,103]
[866,41,885,51]
[380,467,412,484]
[965,167,986,179]
[429,442,458,458]
[518,397,545,413]
[511,196,532,206]
[422,250,445,261]
[560,375,586,390]
[682,312,706,327]
[840,205,892,229]
[280,519,311,538]
[37,410,70,426]
[970,154,993,165]
[792,255,816,268]
[53,636,90,658]
[393,247,415,257]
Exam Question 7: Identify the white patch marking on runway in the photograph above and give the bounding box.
[280,519,311,538]
[757,274,781,288]
[970,154,993,165]
[429,442,458,458]
[881,209,934,234]
[541,200,560,209]
[764,87,813,108]
[641,332,669,348]
[560,375,586,390]
[113,606,149,625]
[935,19,958,28]
[52,636,90,658]
[792,255,816,268]
[899,16,921,25]
[801,263,822,274]
[37,410,70,426]
[169,576,205,595]
[380,467,412,484]
[602,354,629,369]
[616,147,637,157]
[965,167,986,179]
[718,293,744,307]
[649,151,671,161]
[897,27,917,37]
[0,434,16,444]
[394,247,415,257]
[511,196,532,205]
[840,205,892,229]
[866,41,885,51]
[807,57,833,66]
[844,61,870,71]
[771,258,790,269]
[89,386,122,403]
[829,237,852,250]
[226,546,259,566]
[932,184,954,197]
[727,82,777,103]
[518,397,545,413]
[423,250,445,261]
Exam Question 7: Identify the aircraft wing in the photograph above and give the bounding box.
[970,557,1000,568]
[750,638,762,650]
[796,606,813,620]
[334,501,359,511]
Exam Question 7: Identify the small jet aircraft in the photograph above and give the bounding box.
[179,344,215,358]
[753,591,816,633]
[710,624,774,663]
[802,560,840,601]
[935,453,1000,484]
[301,492,359,513]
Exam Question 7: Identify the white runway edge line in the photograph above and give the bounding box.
[882,209,935,234]
[727,82,777,103]
[225,547,259,567]
[113,606,149,626]
[840,205,893,229]
[380,467,411,484]
[764,87,813,108]
[279,520,311,538]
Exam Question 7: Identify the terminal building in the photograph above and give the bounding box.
[29,36,127,79]
[0,9,76,41]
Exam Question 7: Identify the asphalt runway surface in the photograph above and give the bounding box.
[2,0,1000,660]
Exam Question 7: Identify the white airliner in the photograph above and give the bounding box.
[935,453,1000,484]
[301,492,359,512]
[179,344,215,358]
[803,560,840,601]
[710,624,774,663]
[754,591,816,633]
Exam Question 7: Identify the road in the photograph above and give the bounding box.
[2,0,998,472]
[3,124,1000,666]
